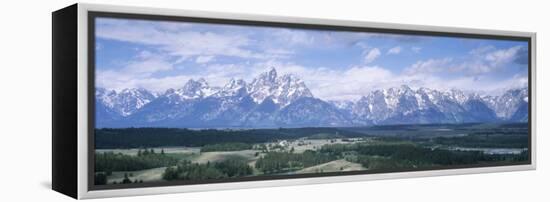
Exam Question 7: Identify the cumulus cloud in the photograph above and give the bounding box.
[363,48,381,64]
[195,55,215,64]
[513,46,529,65]
[387,46,402,55]
[96,51,175,91]
[404,58,453,75]
[455,45,527,76]
[96,18,291,62]
[361,33,429,43]
[485,46,523,66]
[404,45,527,78]
[270,29,314,46]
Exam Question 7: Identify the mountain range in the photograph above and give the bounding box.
[96,67,529,128]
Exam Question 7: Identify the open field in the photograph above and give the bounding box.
[295,159,365,174]
[192,150,258,164]
[95,123,529,185]
[107,167,167,184]
[96,147,200,156]
[281,138,369,153]
[444,146,528,155]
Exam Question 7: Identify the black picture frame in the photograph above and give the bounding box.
[52,3,536,199]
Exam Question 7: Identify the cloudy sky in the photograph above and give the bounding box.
[95,17,529,101]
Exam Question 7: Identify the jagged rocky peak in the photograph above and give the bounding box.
[95,87,157,117]
[392,85,413,93]
[181,78,209,92]
[417,87,437,96]
[444,88,470,104]
[251,67,278,86]
[247,67,313,106]
[214,78,248,97]
[94,69,530,128]
[96,87,112,98]
[117,88,156,100]
[173,78,217,99]
[120,87,149,94]
[225,78,247,89]
[328,100,355,110]
[264,67,278,82]
[482,87,528,119]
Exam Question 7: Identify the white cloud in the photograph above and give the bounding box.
[96,51,175,91]
[405,45,526,78]
[469,45,495,55]
[95,18,527,100]
[97,57,527,100]
[270,29,314,46]
[449,46,525,76]
[264,48,295,57]
[96,18,278,61]
[363,48,381,64]
[124,58,173,75]
[387,46,402,55]
[99,74,195,93]
[485,46,522,66]
[107,51,174,77]
[404,58,453,75]
[195,55,215,64]
[361,33,429,43]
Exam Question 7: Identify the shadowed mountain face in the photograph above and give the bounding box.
[95,68,529,128]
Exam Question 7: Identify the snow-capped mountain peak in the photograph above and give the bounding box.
[247,68,313,106]
[173,78,218,100]
[95,70,528,128]
[265,67,278,82]
[214,78,248,97]
[96,87,156,117]
[328,100,355,111]
[348,85,528,124]
[443,88,470,105]
[482,87,528,119]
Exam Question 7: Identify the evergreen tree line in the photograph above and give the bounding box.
[95,151,178,173]
[200,142,253,152]
[433,133,528,148]
[95,127,364,149]
[321,143,529,169]
[94,172,144,185]
[162,159,253,181]
[255,150,336,174]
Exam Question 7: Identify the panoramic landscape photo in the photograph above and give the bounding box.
[93,17,530,186]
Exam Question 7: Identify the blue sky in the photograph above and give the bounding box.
[95,17,528,101]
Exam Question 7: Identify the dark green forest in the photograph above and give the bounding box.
[255,150,336,173]
[200,142,253,152]
[95,127,365,149]
[95,149,178,173]
[321,142,529,170]
[433,134,528,148]
[163,159,253,181]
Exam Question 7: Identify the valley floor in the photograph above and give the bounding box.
[93,123,529,186]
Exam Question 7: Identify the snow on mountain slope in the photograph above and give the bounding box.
[482,88,528,120]
[247,67,313,107]
[96,87,157,117]
[95,67,528,128]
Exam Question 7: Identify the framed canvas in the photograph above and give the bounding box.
[52,3,536,199]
